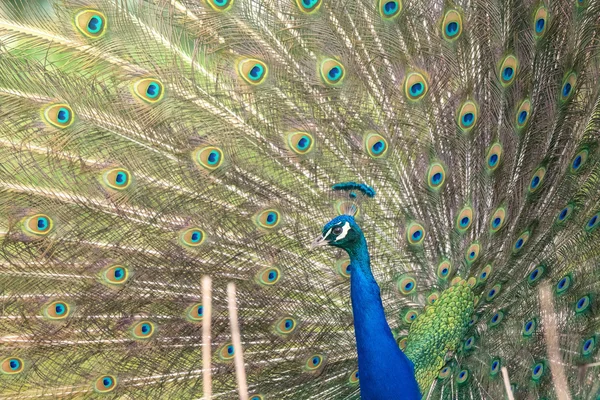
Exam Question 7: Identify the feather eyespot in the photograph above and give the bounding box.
[194,146,224,170]
[575,295,591,313]
[533,6,548,38]
[95,375,117,393]
[555,275,571,295]
[522,319,536,337]
[219,343,235,360]
[250,396,264,400]
[585,212,600,232]
[364,133,389,158]
[442,9,462,41]
[404,72,428,101]
[206,0,233,12]
[486,284,501,301]
[570,148,589,173]
[463,336,475,351]
[556,204,574,224]
[257,267,281,286]
[456,206,473,232]
[489,207,506,233]
[403,309,419,324]
[427,162,446,190]
[513,231,530,253]
[102,168,131,190]
[1,357,24,375]
[406,222,425,245]
[531,362,545,381]
[457,100,478,132]
[397,337,408,350]
[465,242,480,264]
[529,167,546,192]
[102,265,130,285]
[132,321,155,340]
[320,59,345,85]
[43,104,74,129]
[23,214,53,236]
[305,354,324,370]
[133,79,164,103]
[287,132,314,155]
[275,317,297,335]
[348,369,359,384]
[379,0,401,19]
[516,99,531,129]
[488,311,504,327]
[238,59,268,85]
[485,143,502,171]
[561,72,577,101]
[456,369,469,384]
[490,359,501,376]
[254,209,281,229]
[499,55,518,86]
[527,265,544,285]
[398,276,417,295]
[582,337,596,357]
[297,0,321,13]
[438,366,451,379]
[437,260,452,280]
[180,228,206,247]
[75,10,107,38]
[44,301,71,320]
[479,264,492,284]
[427,291,439,305]
[187,303,204,322]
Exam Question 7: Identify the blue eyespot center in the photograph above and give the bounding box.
[383,1,398,15]
[190,231,202,243]
[531,176,540,189]
[502,67,514,81]
[459,371,465,379]
[441,268,448,276]
[404,282,413,290]
[312,356,320,365]
[462,112,474,126]
[103,377,113,387]
[214,0,228,6]
[37,217,49,231]
[9,359,20,370]
[114,267,124,280]
[536,18,545,33]
[493,217,501,228]
[559,208,568,220]
[588,215,598,228]
[115,171,127,185]
[489,154,498,167]
[525,321,533,331]
[297,136,310,150]
[558,277,568,289]
[55,303,65,315]
[534,365,541,375]
[481,272,487,279]
[577,297,588,309]
[530,269,539,280]
[563,82,572,97]
[57,108,70,123]
[266,212,277,225]
[516,238,524,249]
[146,82,160,98]
[207,150,220,165]
[492,314,498,323]
[328,67,341,81]
[469,251,475,259]
[573,155,582,169]
[284,319,292,329]
[410,82,424,96]
[141,323,150,334]
[460,217,469,227]
[489,289,496,297]
[268,271,277,281]
[87,16,103,33]
[431,172,442,185]
[227,345,234,355]
[197,306,203,316]
[302,0,318,7]
[372,140,385,154]
[446,21,459,36]
[492,361,499,370]
[518,110,528,124]
[249,64,264,80]
[412,230,422,240]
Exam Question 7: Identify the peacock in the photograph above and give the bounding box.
[1,0,600,398]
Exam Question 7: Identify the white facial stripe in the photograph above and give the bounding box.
[322,228,333,240]
[335,222,351,241]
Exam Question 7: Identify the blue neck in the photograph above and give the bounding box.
[347,237,421,400]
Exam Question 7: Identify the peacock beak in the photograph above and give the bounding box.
[310,234,329,249]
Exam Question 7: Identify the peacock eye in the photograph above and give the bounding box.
[332,226,343,235]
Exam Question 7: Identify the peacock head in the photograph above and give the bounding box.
[311,215,365,252]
